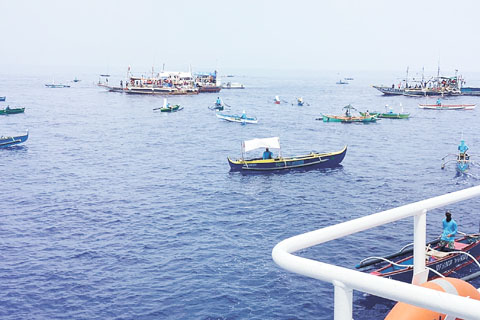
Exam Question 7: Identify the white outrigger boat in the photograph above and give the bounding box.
[216,111,258,124]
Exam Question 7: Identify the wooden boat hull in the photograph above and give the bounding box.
[0,107,25,115]
[372,86,404,95]
[125,87,198,95]
[45,84,70,88]
[0,131,28,148]
[367,236,480,283]
[360,112,409,119]
[198,86,221,93]
[216,113,258,124]
[228,146,347,172]
[321,114,378,123]
[418,104,475,110]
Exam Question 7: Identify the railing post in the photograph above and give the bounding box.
[413,209,428,285]
[333,281,352,320]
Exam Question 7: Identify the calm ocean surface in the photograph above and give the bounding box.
[1,70,480,319]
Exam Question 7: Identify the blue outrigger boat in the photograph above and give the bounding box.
[356,234,480,283]
[228,137,347,172]
[0,96,6,101]
[0,130,29,148]
[441,139,472,173]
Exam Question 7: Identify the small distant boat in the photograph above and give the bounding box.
[344,77,354,81]
[0,130,28,148]
[228,137,347,172]
[320,105,378,123]
[153,98,183,112]
[222,82,244,89]
[418,103,475,110]
[297,97,305,106]
[0,106,25,115]
[442,139,472,173]
[216,111,258,124]
[100,74,110,77]
[45,84,70,88]
[0,96,5,101]
[274,96,281,104]
[73,78,81,82]
[336,80,349,85]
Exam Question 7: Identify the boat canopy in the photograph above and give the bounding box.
[243,137,280,152]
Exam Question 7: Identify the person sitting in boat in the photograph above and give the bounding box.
[458,139,469,160]
[436,98,441,105]
[365,110,370,117]
[263,148,273,160]
[439,211,457,250]
[241,111,247,119]
[345,108,351,117]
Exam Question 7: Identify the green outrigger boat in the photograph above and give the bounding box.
[319,105,378,123]
[359,111,409,119]
[153,98,183,112]
[159,104,182,112]
[0,107,25,115]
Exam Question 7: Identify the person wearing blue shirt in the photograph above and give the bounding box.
[263,148,273,160]
[458,140,469,160]
[436,98,442,105]
[216,97,222,106]
[440,211,457,249]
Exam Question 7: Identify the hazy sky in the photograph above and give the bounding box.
[1,0,480,74]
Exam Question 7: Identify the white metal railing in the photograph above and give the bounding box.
[272,185,480,319]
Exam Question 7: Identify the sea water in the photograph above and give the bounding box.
[1,70,480,319]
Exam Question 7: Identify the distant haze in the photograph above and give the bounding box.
[2,0,480,75]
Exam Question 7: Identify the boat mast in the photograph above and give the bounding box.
[405,66,409,88]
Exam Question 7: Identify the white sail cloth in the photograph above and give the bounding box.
[243,137,280,152]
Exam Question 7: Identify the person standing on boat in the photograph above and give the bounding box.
[263,148,273,160]
[216,97,222,107]
[458,140,469,160]
[440,211,457,249]
[436,98,441,105]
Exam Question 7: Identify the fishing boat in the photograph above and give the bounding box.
[221,82,244,89]
[45,83,70,88]
[356,234,480,283]
[228,137,347,172]
[336,80,349,85]
[344,77,354,80]
[153,99,182,112]
[0,106,25,115]
[73,78,81,82]
[274,96,281,104]
[209,97,226,111]
[441,139,472,173]
[418,102,475,110]
[0,130,29,148]
[360,104,409,119]
[194,71,221,93]
[320,105,378,123]
[216,111,258,124]
[0,96,5,101]
[360,111,409,119]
